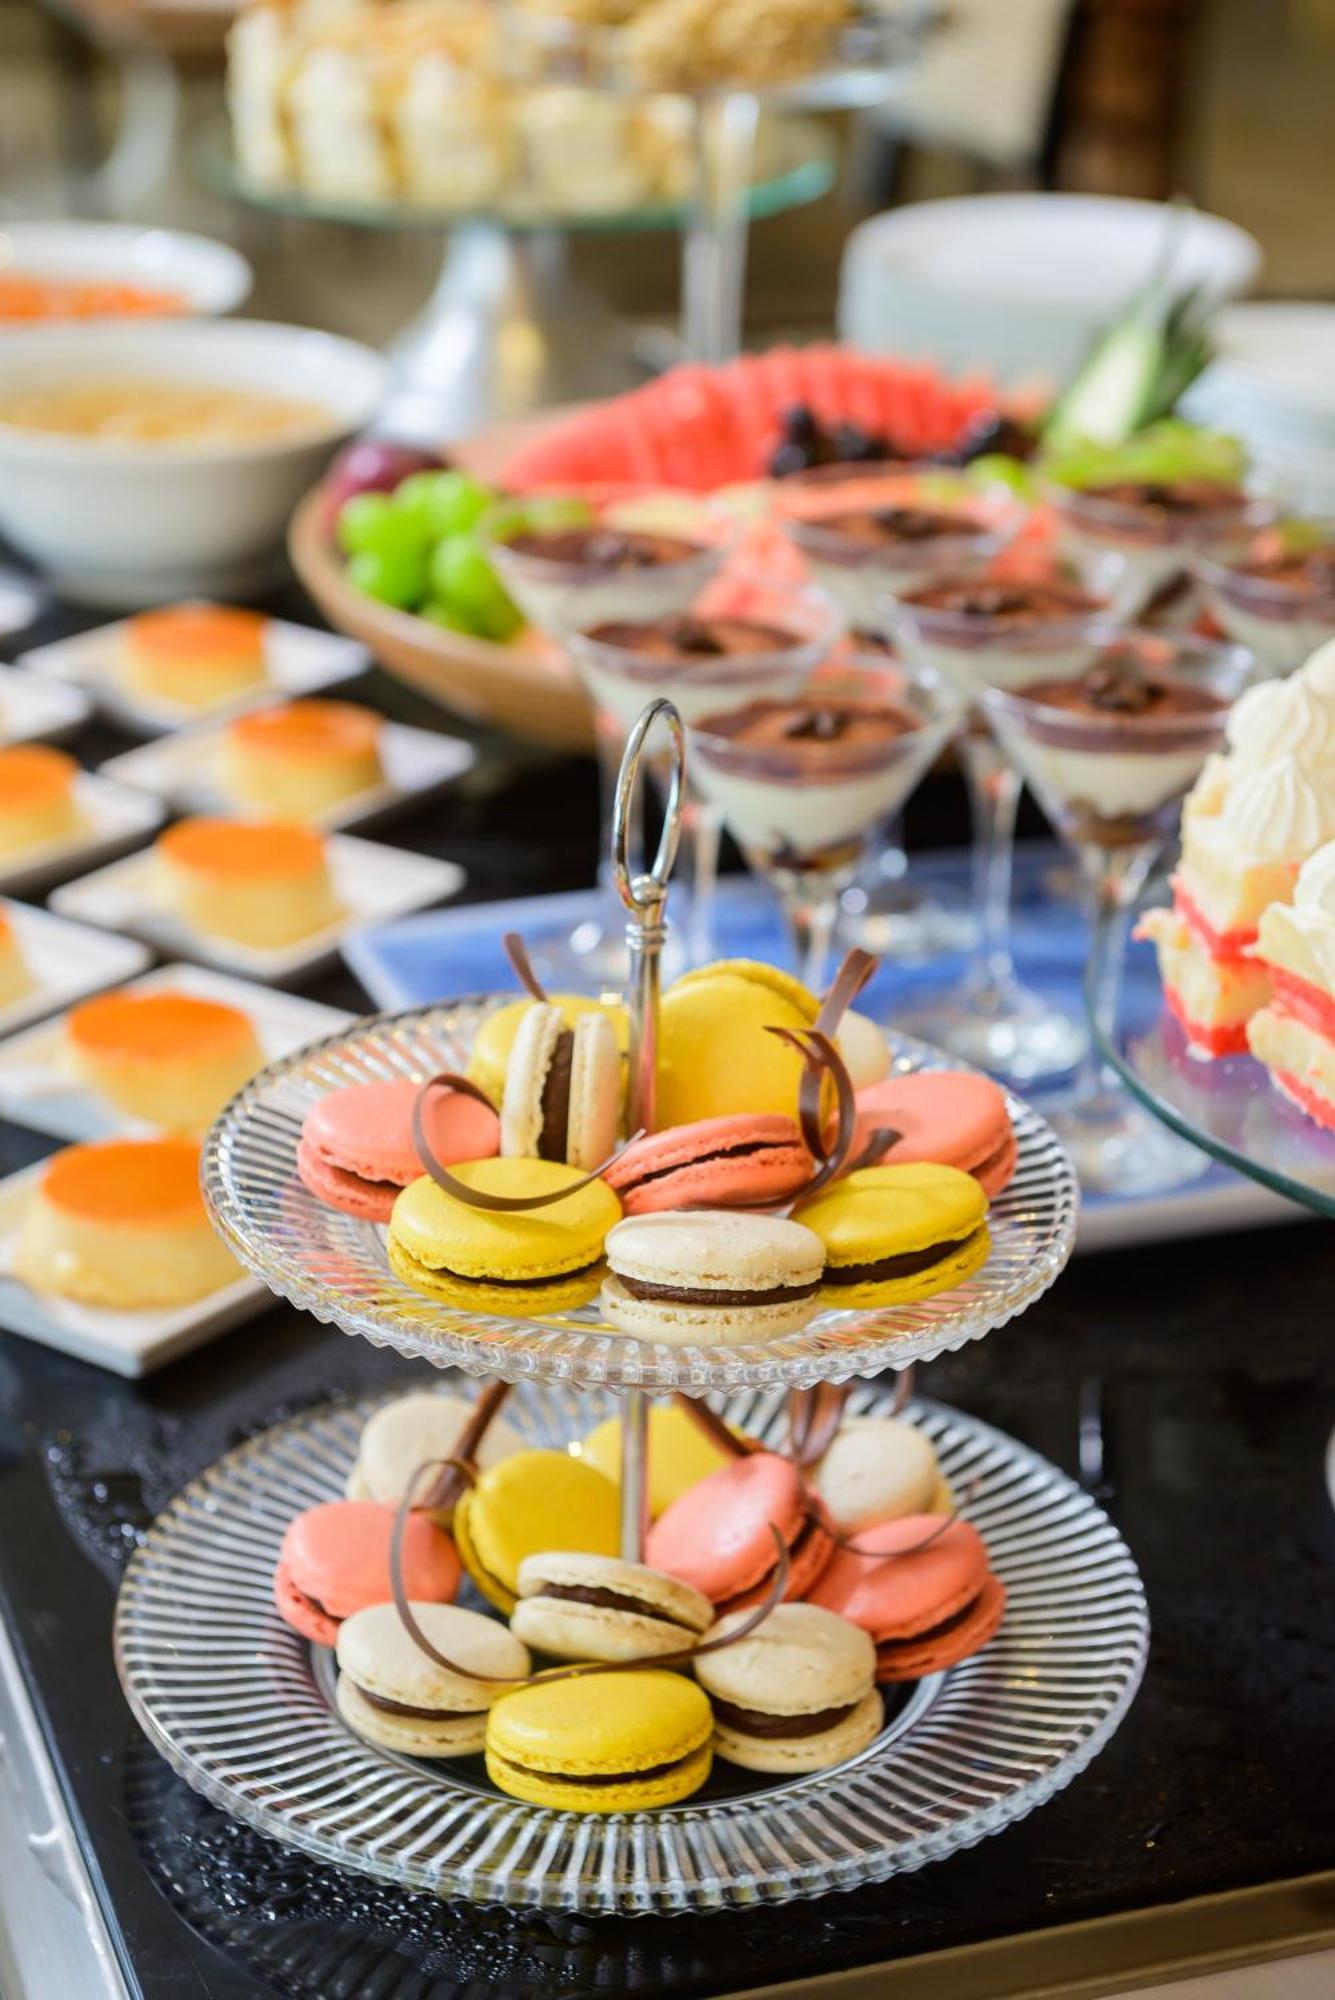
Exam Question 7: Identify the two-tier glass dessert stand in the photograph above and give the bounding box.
[114,702,1149,1916]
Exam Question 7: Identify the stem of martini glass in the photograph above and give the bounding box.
[783,875,840,991]
[1073,842,1156,1107]
[682,90,760,362]
[960,728,1021,998]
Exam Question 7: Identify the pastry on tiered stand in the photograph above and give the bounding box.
[1139,645,1335,1055]
[1246,840,1335,1130]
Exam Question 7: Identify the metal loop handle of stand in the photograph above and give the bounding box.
[612,698,686,915]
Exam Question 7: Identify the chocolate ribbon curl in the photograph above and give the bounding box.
[411,1071,636,1211]
[420,1379,514,1516]
[787,1382,853,1469]
[502,932,549,1005]
[673,1392,762,1460]
[817,1475,981,1560]
[813,946,879,1041]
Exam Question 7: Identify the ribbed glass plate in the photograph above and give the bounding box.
[114,1380,1147,1915]
[201,1001,1078,1391]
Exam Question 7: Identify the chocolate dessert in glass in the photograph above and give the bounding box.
[690,662,963,988]
[982,631,1254,1194]
[1194,520,1335,677]
[885,554,1126,1085]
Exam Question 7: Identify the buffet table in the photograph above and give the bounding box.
[0,591,1332,1998]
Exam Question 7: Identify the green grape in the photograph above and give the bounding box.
[431,533,518,621]
[347,544,426,610]
[338,492,425,562]
[420,598,474,634]
[480,494,594,545]
[402,469,492,540]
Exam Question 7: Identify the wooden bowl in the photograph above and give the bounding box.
[287,483,594,755]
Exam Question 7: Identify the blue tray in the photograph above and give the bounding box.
[344,845,1306,1252]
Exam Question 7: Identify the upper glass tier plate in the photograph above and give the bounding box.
[198,113,834,235]
[1098,913,1335,1220]
[114,1378,1148,1915]
[202,998,1078,1391]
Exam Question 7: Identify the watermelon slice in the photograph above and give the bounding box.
[500,348,1006,494]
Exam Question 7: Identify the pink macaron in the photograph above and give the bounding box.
[808,1513,1005,1682]
[851,1072,1017,1197]
[604,1114,813,1216]
[646,1450,832,1612]
[297,1077,500,1222]
[273,1499,460,1646]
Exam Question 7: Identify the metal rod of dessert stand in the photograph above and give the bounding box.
[611,697,686,1560]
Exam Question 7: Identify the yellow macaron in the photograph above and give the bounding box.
[453,1448,620,1612]
[794,1162,990,1306]
[579,1403,740,1518]
[387,1158,621,1316]
[657,959,820,1126]
[468,994,629,1106]
[485,1669,713,1812]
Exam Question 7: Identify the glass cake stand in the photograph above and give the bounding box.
[1096,907,1335,1219]
[114,1378,1149,1915]
[202,1004,1077,1392]
[197,115,835,439]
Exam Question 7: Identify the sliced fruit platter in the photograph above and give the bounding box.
[290,347,1014,753]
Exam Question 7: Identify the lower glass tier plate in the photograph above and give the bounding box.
[1098,919,1335,1220]
[201,1001,1078,1392]
[113,1378,1148,1916]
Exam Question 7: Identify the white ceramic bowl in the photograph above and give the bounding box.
[0,222,252,323]
[839,193,1261,391]
[0,320,388,605]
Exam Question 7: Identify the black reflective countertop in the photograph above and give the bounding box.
[1,594,1333,1999]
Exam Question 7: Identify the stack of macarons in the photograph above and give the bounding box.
[289,956,1016,1347]
[278,1394,1004,1807]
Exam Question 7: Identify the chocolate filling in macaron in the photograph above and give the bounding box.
[537,1581,701,1626]
[824,1227,986,1285]
[710,1698,858,1738]
[538,1032,574,1162]
[618,1276,822,1308]
[353,1687,475,1721]
[489,1752,694,1790]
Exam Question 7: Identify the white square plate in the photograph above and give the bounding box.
[99,712,476,831]
[0,899,151,1038]
[49,833,465,982]
[0,772,165,896]
[18,606,367,736]
[0,664,92,745]
[0,961,352,1141]
[0,1158,268,1377]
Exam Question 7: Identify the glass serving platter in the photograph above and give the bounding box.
[1097,915,1335,1220]
[201,1000,1079,1393]
[113,1378,1149,1916]
[196,111,835,235]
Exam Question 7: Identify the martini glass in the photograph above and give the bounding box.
[1193,518,1335,678]
[568,584,840,965]
[690,661,963,989]
[885,555,1128,1084]
[487,514,731,983]
[982,630,1254,1194]
[1045,478,1271,622]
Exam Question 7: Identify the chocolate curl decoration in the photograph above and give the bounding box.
[389,1456,526,1684]
[502,932,549,1004]
[411,1072,636,1210]
[766,1027,859,1198]
[420,1378,514,1516]
[813,946,879,1040]
[672,1392,763,1459]
[787,1382,853,1469]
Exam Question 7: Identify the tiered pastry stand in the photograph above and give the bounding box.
[113,705,1150,1915]
[199,115,835,439]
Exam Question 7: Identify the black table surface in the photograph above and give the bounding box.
[1,591,1333,2000]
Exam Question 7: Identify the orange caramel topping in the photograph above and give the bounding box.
[228,699,381,761]
[0,744,78,807]
[0,274,187,322]
[126,605,267,662]
[40,1138,206,1223]
[68,989,254,1060]
[159,816,326,880]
